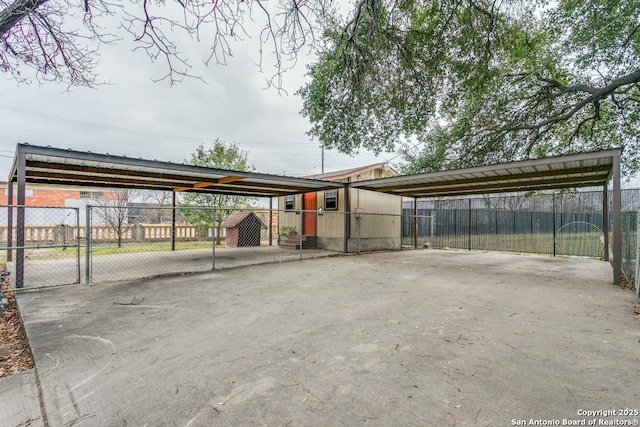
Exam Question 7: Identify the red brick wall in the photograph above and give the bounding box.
[0,186,120,207]
[0,187,81,207]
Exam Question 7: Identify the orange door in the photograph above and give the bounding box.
[303,192,317,235]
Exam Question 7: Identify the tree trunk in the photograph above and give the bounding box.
[0,0,50,37]
[215,221,222,246]
[117,227,122,248]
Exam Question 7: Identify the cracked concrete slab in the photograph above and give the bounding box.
[9,250,640,426]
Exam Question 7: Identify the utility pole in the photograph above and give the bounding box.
[321,145,324,173]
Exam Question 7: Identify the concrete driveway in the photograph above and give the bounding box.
[5,250,640,426]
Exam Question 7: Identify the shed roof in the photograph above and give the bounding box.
[220,211,266,228]
[349,149,621,198]
[8,144,342,198]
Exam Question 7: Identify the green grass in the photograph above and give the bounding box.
[0,240,216,261]
[1,232,610,262]
[405,231,606,257]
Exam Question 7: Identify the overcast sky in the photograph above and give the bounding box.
[2,13,637,191]
[0,15,397,181]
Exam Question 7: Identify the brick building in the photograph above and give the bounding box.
[1,182,118,225]
[1,182,110,207]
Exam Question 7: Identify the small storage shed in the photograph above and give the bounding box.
[220,212,266,247]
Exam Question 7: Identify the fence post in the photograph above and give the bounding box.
[85,205,92,284]
[552,193,557,257]
[468,199,472,251]
[357,213,361,255]
[344,183,350,254]
[530,211,533,235]
[413,197,418,249]
[299,209,303,260]
[430,212,435,247]
[269,197,273,246]
[171,191,176,251]
[76,208,81,284]
[7,185,13,262]
[343,210,348,254]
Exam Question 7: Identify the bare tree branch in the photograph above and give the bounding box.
[2,0,322,87]
[0,0,48,37]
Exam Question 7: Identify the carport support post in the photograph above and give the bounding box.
[602,185,609,261]
[85,205,92,284]
[413,197,418,249]
[16,150,26,288]
[212,208,216,270]
[612,154,622,285]
[552,193,557,257]
[636,214,640,298]
[343,184,350,254]
[467,199,472,251]
[269,197,273,246]
[171,191,176,251]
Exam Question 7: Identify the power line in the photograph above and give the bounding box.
[0,103,403,172]
[0,103,212,143]
[0,103,320,147]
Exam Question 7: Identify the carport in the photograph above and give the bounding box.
[5,144,343,288]
[6,144,622,287]
[349,149,622,285]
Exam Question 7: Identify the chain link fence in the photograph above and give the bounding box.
[1,205,81,289]
[621,211,638,291]
[404,188,640,281]
[86,205,217,283]
[83,206,347,284]
[5,188,640,288]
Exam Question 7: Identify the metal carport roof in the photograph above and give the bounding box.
[349,149,621,197]
[6,145,623,287]
[7,144,342,197]
[349,149,622,286]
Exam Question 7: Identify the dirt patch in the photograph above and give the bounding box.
[0,267,34,378]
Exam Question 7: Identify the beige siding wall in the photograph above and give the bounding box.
[278,194,303,234]
[317,188,345,238]
[278,189,402,241]
[350,189,401,239]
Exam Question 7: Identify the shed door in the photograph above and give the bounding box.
[303,192,316,235]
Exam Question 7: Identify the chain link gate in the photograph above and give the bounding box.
[1,205,81,289]
[85,205,217,284]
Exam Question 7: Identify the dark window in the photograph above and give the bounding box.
[285,195,294,210]
[325,189,338,210]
